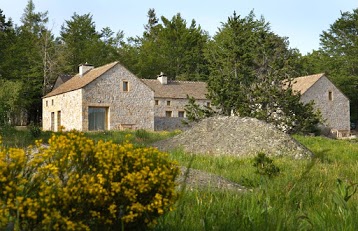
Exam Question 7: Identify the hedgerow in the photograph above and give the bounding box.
[0,131,179,230]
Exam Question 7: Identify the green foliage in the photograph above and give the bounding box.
[204,11,320,134]
[0,131,179,230]
[128,9,209,80]
[0,80,23,126]
[184,96,215,122]
[252,152,280,178]
[28,122,41,138]
[315,8,358,120]
[156,135,358,230]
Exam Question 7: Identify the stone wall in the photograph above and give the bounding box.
[83,65,155,131]
[42,89,83,131]
[154,98,209,130]
[301,76,350,131]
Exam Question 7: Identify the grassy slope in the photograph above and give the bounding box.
[2,128,358,230]
[155,135,358,231]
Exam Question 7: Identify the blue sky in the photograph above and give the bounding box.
[1,0,357,55]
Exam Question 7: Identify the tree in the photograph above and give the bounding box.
[131,9,209,80]
[0,9,16,81]
[0,0,54,124]
[319,8,358,120]
[204,11,321,133]
[60,13,121,74]
[0,80,22,126]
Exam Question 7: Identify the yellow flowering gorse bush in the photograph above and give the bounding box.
[0,132,179,230]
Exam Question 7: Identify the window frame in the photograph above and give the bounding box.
[178,111,185,118]
[328,91,333,101]
[165,111,172,117]
[122,80,129,92]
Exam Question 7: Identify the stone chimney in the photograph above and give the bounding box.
[157,72,167,85]
[79,63,94,76]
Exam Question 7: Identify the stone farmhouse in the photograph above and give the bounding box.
[42,62,350,136]
[42,62,209,132]
[291,73,350,137]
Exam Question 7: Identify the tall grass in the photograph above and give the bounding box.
[1,127,357,230]
[155,135,358,230]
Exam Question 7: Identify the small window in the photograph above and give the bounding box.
[155,100,159,105]
[52,99,54,105]
[165,111,172,117]
[328,91,333,101]
[46,100,48,107]
[167,100,171,106]
[178,111,185,118]
[206,102,211,107]
[123,81,129,92]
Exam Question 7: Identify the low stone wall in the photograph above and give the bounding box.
[154,117,190,131]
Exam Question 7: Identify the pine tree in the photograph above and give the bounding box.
[319,8,358,120]
[204,11,321,133]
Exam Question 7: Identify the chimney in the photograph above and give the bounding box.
[157,72,167,85]
[79,63,94,76]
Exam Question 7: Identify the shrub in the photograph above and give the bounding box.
[0,131,179,230]
[253,152,280,178]
[28,122,42,138]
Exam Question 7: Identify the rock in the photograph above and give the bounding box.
[154,116,313,159]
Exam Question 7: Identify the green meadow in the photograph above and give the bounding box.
[1,128,357,230]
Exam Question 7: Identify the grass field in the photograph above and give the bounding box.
[1,127,357,230]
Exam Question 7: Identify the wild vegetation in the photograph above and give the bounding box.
[1,129,358,230]
[0,130,179,230]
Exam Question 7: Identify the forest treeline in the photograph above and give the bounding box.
[0,0,357,126]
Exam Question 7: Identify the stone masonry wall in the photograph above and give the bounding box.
[42,89,83,131]
[83,65,154,131]
[154,98,209,130]
[301,76,350,131]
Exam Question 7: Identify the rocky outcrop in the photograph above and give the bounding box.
[154,116,313,159]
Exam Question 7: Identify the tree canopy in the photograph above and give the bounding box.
[204,11,321,133]
[0,1,356,129]
[318,8,358,120]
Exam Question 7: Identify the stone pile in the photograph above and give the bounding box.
[154,116,313,159]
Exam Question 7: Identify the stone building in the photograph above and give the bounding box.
[291,73,350,137]
[42,62,208,132]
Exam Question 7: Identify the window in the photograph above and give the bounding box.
[51,99,54,105]
[51,112,55,131]
[178,111,185,118]
[46,101,48,107]
[167,100,171,106]
[88,107,108,131]
[123,81,129,92]
[165,111,172,117]
[328,91,333,101]
[155,100,159,105]
[206,102,211,107]
[57,111,61,131]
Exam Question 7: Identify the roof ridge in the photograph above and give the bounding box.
[141,78,205,84]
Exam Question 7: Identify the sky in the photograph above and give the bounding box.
[1,0,357,55]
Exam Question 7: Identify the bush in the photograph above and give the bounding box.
[253,152,280,178]
[0,131,179,230]
[28,122,42,138]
